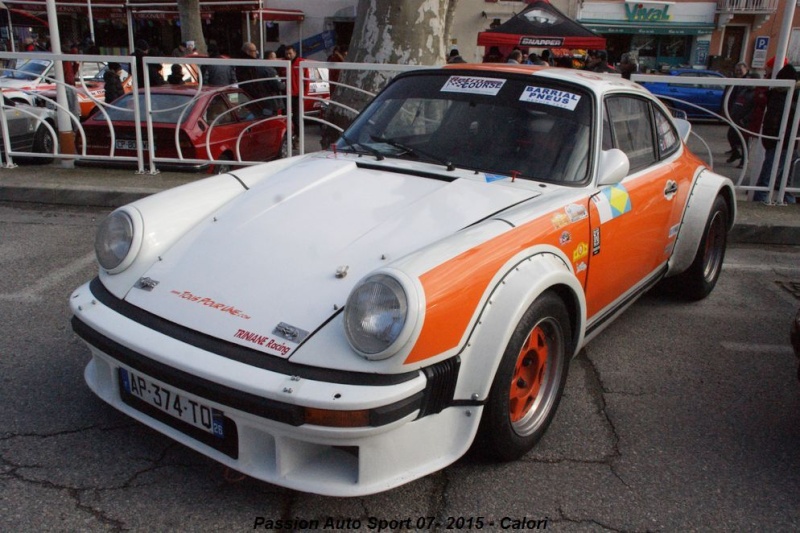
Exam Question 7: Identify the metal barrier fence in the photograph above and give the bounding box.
[632,72,799,205]
[0,51,420,174]
[1,52,798,204]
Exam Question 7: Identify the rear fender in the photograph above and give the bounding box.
[667,169,736,277]
[454,246,586,401]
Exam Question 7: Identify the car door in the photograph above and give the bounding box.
[673,72,723,115]
[1,99,34,151]
[225,91,282,162]
[584,95,678,320]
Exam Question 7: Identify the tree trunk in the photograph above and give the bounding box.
[177,0,206,55]
[321,0,458,147]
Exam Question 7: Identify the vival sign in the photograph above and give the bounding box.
[624,3,672,22]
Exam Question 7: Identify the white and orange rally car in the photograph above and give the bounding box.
[70,64,735,496]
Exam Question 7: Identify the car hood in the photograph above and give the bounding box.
[123,155,540,358]
[0,78,38,89]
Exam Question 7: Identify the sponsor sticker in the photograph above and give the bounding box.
[573,242,589,263]
[592,184,632,224]
[485,173,508,183]
[592,228,601,255]
[565,203,588,222]
[560,231,572,245]
[169,289,251,320]
[520,86,581,110]
[441,76,506,96]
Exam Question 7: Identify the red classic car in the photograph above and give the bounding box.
[79,85,287,172]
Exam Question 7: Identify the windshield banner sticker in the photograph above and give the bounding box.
[520,86,581,110]
[441,76,506,95]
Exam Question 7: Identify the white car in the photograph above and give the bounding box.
[71,64,736,497]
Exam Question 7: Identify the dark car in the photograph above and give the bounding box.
[80,85,287,172]
[640,69,725,119]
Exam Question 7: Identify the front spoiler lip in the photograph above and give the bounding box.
[71,314,426,429]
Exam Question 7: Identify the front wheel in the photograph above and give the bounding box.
[476,292,571,461]
[668,195,729,300]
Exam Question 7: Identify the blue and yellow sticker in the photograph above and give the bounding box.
[592,184,632,224]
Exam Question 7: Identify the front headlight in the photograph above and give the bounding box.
[95,209,140,272]
[344,273,410,360]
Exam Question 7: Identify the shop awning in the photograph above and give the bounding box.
[478,0,605,50]
[583,23,716,36]
[249,8,304,22]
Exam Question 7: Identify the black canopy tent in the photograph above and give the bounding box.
[478,0,605,51]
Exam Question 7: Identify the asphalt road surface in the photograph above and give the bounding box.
[1,202,799,531]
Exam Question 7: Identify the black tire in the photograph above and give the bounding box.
[213,153,233,174]
[668,195,729,301]
[31,123,55,164]
[476,291,571,461]
[279,134,289,159]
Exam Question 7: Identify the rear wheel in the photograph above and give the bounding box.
[476,292,571,461]
[279,134,289,159]
[213,153,233,174]
[668,195,729,300]
[32,123,55,164]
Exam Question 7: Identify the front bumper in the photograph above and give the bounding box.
[70,279,478,496]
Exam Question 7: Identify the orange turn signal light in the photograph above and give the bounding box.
[304,407,370,427]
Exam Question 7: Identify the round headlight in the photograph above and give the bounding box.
[95,210,134,271]
[344,274,408,359]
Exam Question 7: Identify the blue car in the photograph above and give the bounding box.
[640,69,725,119]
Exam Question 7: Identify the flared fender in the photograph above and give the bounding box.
[453,246,587,402]
[667,169,737,277]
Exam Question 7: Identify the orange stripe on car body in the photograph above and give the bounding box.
[404,203,591,364]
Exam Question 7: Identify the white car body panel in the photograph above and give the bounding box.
[123,153,538,360]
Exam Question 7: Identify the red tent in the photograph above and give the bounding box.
[478,0,605,51]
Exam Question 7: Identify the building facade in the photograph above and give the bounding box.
[1,0,799,74]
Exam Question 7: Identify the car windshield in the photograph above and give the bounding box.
[336,72,594,183]
[2,59,50,81]
[102,93,197,123]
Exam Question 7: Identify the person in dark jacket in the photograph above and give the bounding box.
[202,42,236,86]
[754,63,799,203]
[103,62,124,105]
[131,39,148,88]
[724,62,757,166]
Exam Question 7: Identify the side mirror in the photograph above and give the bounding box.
[597,148,629,186]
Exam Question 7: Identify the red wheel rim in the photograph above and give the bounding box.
[509,325,548,423]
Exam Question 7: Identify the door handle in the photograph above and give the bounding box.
[664,180,678,198]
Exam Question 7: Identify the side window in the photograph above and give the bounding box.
[205,95,235,125]
[226,91,264,121]
[654,106,680,158]
[605,96,656,172]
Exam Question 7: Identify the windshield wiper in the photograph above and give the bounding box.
[339,133,384,161]
[369,134,455,171]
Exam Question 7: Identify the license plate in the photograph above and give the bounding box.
[114,139,148,150]
[118,367,224,438]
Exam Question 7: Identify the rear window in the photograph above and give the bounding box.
[103,93,197,123]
